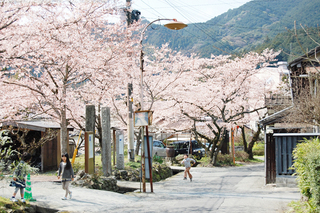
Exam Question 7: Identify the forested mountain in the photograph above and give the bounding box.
[143,0,320,59]
[254,27,320,61]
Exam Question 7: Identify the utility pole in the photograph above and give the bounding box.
[125,0,135,162]
[125,0,131,27]
[127,83,135,161]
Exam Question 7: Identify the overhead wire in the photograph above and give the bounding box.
[134,0,317,56]
[166,0,282,51]
[165,0,314,55]
[139,0,167,19]
[171,0,256,49]
[163,0,232,55]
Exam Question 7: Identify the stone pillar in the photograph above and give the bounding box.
[101,107,112,176]
[116,130,125,170]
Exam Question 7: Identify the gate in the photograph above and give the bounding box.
[274,133,320,175]
[266,133,276,184]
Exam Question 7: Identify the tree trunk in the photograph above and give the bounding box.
[61,65,69,155]
[135,128,142,156]
[241,126,248,152]
[211,128,226,166]
[60,106,68,154]
[60,80,68,154]
[246,125,261,159]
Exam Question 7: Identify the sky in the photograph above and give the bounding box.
[130,0,252,24]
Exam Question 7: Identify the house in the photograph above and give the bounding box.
[260,46,320,185]
[2,120,74,171]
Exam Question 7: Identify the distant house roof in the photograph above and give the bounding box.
[259,106,293,126]
[2,120,74,132]
[288,46,320,67]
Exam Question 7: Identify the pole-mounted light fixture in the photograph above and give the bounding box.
[140,18,187,110]
[139,18,187,193]
[164,19,188,30]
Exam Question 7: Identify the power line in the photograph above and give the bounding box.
[163,0,232,54]
[139,0,166,19]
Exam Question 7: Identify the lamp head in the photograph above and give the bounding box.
[164,20,187,30]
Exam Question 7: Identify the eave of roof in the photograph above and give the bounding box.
[2,120,74,132]
[288,46,320,67]
[258,106,293,125]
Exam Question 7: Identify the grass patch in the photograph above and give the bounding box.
[250,157,264,163]
[287,200,309,213]
[125,161,140,169]
[0,196,28,212]
[197,156,213,167]
[197,152,263,167]
[72,153,144,172]
[72,155,103,173]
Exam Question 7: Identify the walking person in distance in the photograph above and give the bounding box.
[58,153,74,200]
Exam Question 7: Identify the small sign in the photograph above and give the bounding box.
[119,135,124,155]
[89,133,94,159]
[134,111,153,127]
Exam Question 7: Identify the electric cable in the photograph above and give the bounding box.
[163,0,232,55]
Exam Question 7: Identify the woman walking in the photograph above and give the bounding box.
[57,153,74,200]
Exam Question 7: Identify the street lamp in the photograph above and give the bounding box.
[140,19,187,111]
[139,19,187,193]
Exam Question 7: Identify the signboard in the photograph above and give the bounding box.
[144,136,153,179]
[134,111,153,127]
[88,133,94,159]
[119,134,124,155]
[85,131,95,174]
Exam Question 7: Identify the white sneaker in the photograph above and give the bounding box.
[21,198,26,203]
[11,197,17,202]
[69,191,72,199]
[61,197,67,200]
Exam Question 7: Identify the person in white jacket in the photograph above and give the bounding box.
[181,154,196,182]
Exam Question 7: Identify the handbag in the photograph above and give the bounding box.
[9,180,26,188]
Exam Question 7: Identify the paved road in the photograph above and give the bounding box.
[0,163,300,213]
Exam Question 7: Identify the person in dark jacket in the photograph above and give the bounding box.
[10,152,31,202]
[58,153,74,200]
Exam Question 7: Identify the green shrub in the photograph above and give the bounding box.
[235,151,249,162]
[216,153,234,166]
[292,138,320,212]
[252,142,264,156]
[153,155,163,164]
[125,161,140,169]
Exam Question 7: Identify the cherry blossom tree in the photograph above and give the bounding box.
[1,1,140,154]
[151,50,279,165]
[0,2,281,166]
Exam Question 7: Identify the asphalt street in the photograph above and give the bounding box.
[0,163,300,213]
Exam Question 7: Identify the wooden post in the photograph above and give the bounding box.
[85,105,95,174]
[231,127,235,164]
[85,131,95,174]
[145,126,153,192]
[141,127,146,192]
[112,128,117,166]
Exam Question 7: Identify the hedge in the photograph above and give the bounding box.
[292,138,320,212]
